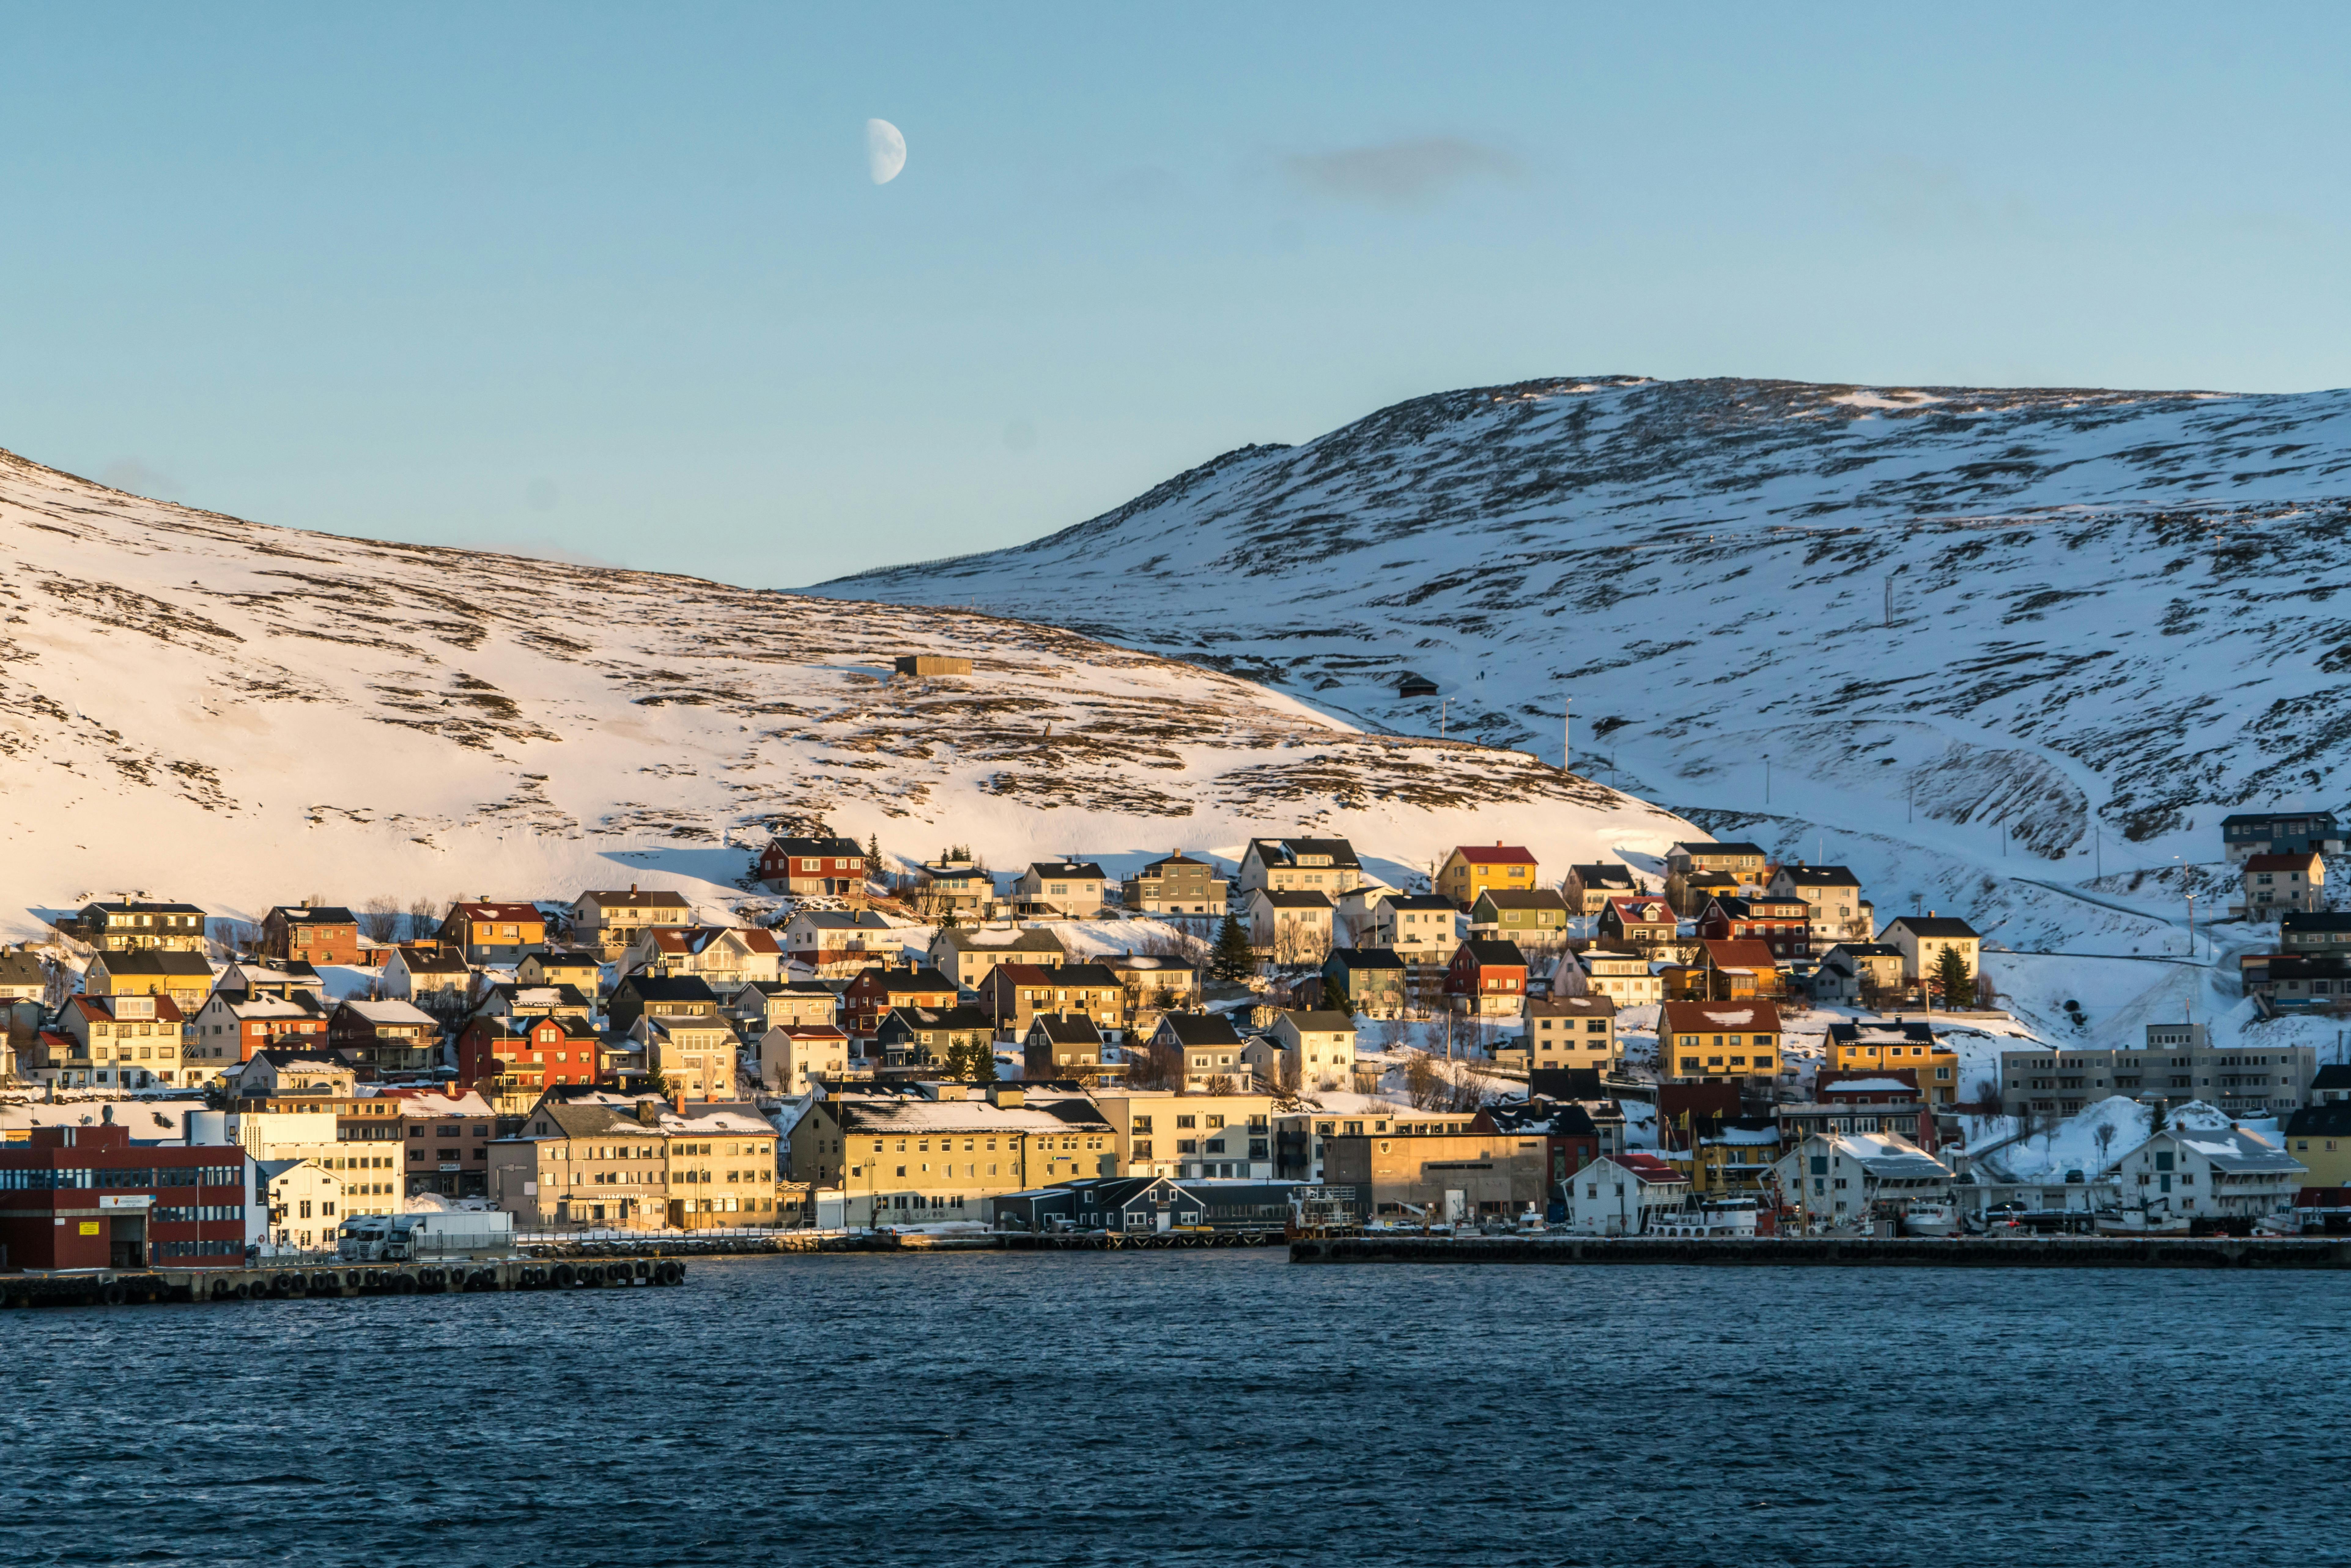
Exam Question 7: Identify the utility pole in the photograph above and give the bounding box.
[1764,754,1771,806]
[1563,695,1571,776]
[1439,697,1448,743]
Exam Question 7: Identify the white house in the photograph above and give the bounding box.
[1365,893,1456,965]
[1562,1153,1690,1235]
[1270,1009,1356,1089]
[382,944,471,1013]
[1772,1131,1952,1228]
[928,926,1068,992]
[1247,888,1335,965]
[757,1024,849,1095]
[2103,1118,2305,1224]
[1010,861,1108,918]
[782,910,912,977]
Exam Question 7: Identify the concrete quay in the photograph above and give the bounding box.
[0,1255,688,1307]
[1289,1234,2351,1269]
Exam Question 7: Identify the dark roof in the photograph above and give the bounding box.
[1026,1014,1104,1046]
[1458,939,1529,968]
[2287,1102,2351,1137]
[1773,865,1861,887]
[2255,953,2351,979]
[1885,916,1980,939]
[1037,963,1122,988]
[772,836,864,856]
[1821,943,1903,958]
[1255,889,1333,909]
[83,901,207,916]
[615,975,722,1004]
[2312,1064,2351,1091]
[1528,994,1617,1019]
[1827,1020,1937,1046]
[859,964,958,992]
[0,950,45,985]
[1528,1067,1605,1101]
[270,905,359,925]
[1474,889,1570,912]
[248,1046,350,1068]
[1249,837,1362,871]
[1380,893,1457,911]
[531,949,604,965]
[1279,1009,1355,1032]
[1569,863,1637,885]
[2281,913,2351,935]
[1327,946,1406,971]
[395,945,469,973]
[1141,852,1216,873]
[94,949,213,977]
[1028,861,1107,880]
[1156,1013,1246,1047]
[1483,1098,1599,1138]
[1678,842,1767,859]
[883,1004,996,1034]
[514,1013,603,1040]
[1708,895,1809,918]
[2221,811,2339,827]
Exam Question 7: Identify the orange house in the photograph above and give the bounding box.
[1438,843,1539,911]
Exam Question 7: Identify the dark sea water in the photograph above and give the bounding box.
[5,1251,2344,1567]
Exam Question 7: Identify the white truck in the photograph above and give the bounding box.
[338,1210,516,1262]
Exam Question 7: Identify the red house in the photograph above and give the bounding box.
[1598,896,1679,948]
[260,904,362,967]
[1444,939,1529,1016]
[758,836,870,906]
[1816,1068,1937,1149]
[844,958,957,1038]
[0,1118,249,1271]
[457,1014,603,1098]
[1695,894,1812,960]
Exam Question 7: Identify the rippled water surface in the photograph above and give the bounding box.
[6,1251,2345,1566]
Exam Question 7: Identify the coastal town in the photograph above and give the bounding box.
[5,810,2347,1275]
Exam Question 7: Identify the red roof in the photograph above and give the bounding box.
[1454,843,1536,865]
[1660,999,1784,1035]
[1614,1153,1686,1183]
[452,902,542,923]
[1606,897,1676,926]
[2246,852,2321,873]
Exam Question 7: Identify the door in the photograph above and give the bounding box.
[108,1215,146,1271]
[1156,1205,1172,1233]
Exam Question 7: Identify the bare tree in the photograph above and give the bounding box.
[1125,1039,1185,1092]
[359,897,402,943]
[2093,1120,2119,1171]
[1276,1051,1303,1098]
[407,897,441,943]
[1202,1073,1240,1096]
[1374,1015,1413,1055]
[1403,1051,1447,1111]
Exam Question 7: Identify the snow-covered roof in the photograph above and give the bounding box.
[2165,1127,2306,1175]
[340,998,436,1026]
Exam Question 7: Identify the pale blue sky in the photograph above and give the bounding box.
[4,3,2347,584]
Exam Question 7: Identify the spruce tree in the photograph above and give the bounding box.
[1935,946,1972,1009]
[1210,913,1255,982]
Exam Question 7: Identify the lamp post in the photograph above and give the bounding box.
[1764,754,1771,806]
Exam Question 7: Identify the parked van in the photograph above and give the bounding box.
[338,1210,515,1261]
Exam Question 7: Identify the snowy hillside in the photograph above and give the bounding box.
[824,375,2351,864]
[0,447,1693,939]
[823,373,2351,1071]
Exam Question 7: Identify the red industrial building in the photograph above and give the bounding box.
[0,1120,249,1271]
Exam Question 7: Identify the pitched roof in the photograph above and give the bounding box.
[0,949,45,987]
[1156,1013,1246,1046]
[616,975,722,1004]
[2221,810,2338,827]
[1817,1131,1952,1180]
[1568,862,1637,885]
[1026,861,1106,880]
[581,887,693,909]
[1278,1010,1355,1033]
[1827,1019,1938,1047]
[392,944,469,974]
[1026,1014,1104,1046]
[1140,852,1216,873]
[2154,1127,2305,1175]
[2287,1101,2351,1136]
[91,949,214,977]
[1661,1000,1784,1034]
[1611,1152,1688,1184]
[828,1094,1112,1137]
[269,905,359,925]
[1328,946,1406,971]
[1473,889,1570,912]
[1605,897,1676,925]
[449,902,542,923]
[2311,1063,2351,1092]
[882,1004,996,1033]
[1255,889,1334,909]
[1707,894,1809,919]
[335,998,437,1027]
[1884,915,1980,939]
[935,927,1065,955]
[1248,837,1362,871]
[1378,893,1457,912]
[1673,841,1766,859]
[1452,843,1536,865]
[1817,1069,1921,1098]
[1701,938,1780,972]
[1456,939,1529,968]
[2245,851,2322,873]
[771,835,864,856]
[1773,864,1861,887]
[858,964,957,992]
[1037,963,1121,988]
[1820,943,1904,959]
[792,910,897,932]
[1527,994,1617,1020]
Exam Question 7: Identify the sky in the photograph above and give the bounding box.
[4,3,2350,586]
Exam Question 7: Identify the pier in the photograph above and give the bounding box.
[0,1256,688,1308]
[1289,1234,2351,1269]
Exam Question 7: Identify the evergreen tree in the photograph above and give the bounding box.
[1209,913,1255,982]
[1935,946,1972,1009]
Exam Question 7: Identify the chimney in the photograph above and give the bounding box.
[630,883,638,895]
[672,1092,687,1117]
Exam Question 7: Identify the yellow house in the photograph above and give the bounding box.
[1676,1119,1782,1197]
[83,950,213,1009]
[1826,1020,1960,1103]
[1438,844,1539,909]
[2285,1103,2351,1188]
[795,1084,1116,1227]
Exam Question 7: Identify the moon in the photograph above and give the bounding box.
[867,119,906,185]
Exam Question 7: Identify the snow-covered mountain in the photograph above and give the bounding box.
[0,446,1692,938]
[823,374,2351,877]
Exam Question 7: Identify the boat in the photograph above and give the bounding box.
[1900,1202,1958,1238]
